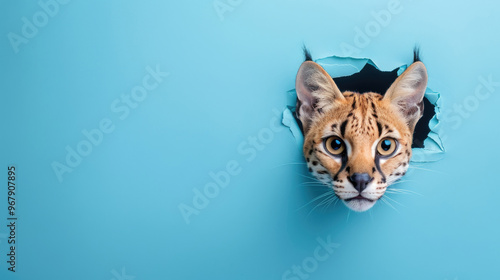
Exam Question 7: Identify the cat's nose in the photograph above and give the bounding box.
[349,173,372,193]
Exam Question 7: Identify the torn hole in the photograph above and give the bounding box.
[282,55,445,163]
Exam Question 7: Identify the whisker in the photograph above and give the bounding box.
[389,180,413,186]
[383,195,405,207]
[393,179,413,183]
[380,197,399,213]
[407,166,447,174]
[296,173,318,181]
[385,190,409,195]
[321,195,338,212]
[301,184,328,188]
[306,193,336,217]
[297,191,335,211]
[304,176,320,181]
[333,197,341,208]
[302,184,327,188]
[388,185,422,193]
[317,195,336,208]
[300,181,324,185]
[386,188,423,196]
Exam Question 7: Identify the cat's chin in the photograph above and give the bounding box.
[343,198,376,212]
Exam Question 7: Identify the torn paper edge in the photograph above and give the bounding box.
[282,55,445,163]
[282,106,304,145]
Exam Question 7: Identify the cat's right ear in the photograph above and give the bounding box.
[383,61,428,131]
[295,61,345,133]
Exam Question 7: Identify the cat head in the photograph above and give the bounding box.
[295,52,427,212]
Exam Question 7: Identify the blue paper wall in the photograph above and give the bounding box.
[1,1,499,279]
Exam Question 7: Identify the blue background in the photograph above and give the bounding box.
[1,0,499,279]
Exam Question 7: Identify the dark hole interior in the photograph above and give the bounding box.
[295,63,434,148]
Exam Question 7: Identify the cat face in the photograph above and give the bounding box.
[295,59,427,212]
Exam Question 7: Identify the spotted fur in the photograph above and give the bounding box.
[295,49,428,212]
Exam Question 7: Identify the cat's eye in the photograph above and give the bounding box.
[377,138,397,156]
[324,136,345,155]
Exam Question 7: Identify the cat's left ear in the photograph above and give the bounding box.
[384,61,428,131]
[295,61,345,132]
